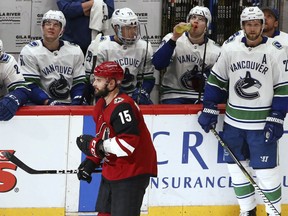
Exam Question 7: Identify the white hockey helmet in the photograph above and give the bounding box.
[42,10,66,33]
[111,7,140,45]
[240,6,265,28]
[187,6,212,28]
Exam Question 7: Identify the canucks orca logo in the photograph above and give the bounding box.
[234,71,261,99]
[180,65,203,90]
[48,74,70,99]
[121,68,135,92]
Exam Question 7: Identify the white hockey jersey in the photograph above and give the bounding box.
[273,31,288,55]
[0,53,28,98]
[210,36,288,130]
[19,40,86,103]
[226,29,288,55]
[85,35,155,94]
[160,33,221,101]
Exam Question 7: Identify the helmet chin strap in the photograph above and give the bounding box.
[103,79,118,97]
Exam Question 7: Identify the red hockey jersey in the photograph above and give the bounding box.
[87,93,157,181]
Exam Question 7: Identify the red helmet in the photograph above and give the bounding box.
[94,61,124,84]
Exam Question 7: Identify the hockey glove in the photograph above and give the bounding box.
[76,134,106,159]
[264,111,285,144]
[131,88,153,105]
[0,94,20,121]
[77,158,98,183]
[71,95,88,105]
[198,101,219,133]
[47,99,64,106]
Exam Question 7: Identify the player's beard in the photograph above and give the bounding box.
[245,31,261,42]
[95,85,110,98]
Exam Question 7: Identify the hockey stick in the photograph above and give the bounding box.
[2,151,102,175]
[210,128,280,215]
[136,23,149,105]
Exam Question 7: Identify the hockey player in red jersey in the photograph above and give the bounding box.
[76,61,157,216]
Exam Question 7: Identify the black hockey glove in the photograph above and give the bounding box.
[76,135,106,159]
[0,94,20,121]
[77,158,98,183]
[264,111,285,144]
[198,101,219,133]
[76,134,95,156]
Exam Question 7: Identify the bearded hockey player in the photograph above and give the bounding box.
[18,10,87,105]
[0,39,30,120]
[84,7,155,105]
[198,6,288,216]
[76,61,157,216]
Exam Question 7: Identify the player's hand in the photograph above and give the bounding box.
[0,94,20,121]
[264,111,284,144]
[77,158,98,183]
[76,134,106,159]
[131,88,153,105]
[198,101,219,133]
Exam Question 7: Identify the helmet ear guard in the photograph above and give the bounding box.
[94,61,124,85]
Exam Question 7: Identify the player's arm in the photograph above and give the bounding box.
[263,46,288,144]
[141,42,156,94]
[204,70,228,104]
[203,48,229,104]
[270,45,288,116]
[102,102,140,157]
[198,50,228,133]
[18,47,52,105]
[84,34,103,77]
[57,0,84,18]
[152,34,176,70]
[2,54,31,106]
[104,0,115,18]
[70,48,88,105]
[0,54,31,121]
[76,102,140,158]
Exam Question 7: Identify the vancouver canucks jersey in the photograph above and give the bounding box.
[85,35,155,94]
[226,29,288,55]
[0,53,29,98]
[207,36,288,130]
[272,30,288,55]
[160,32,221,101]
[19,40,86,103]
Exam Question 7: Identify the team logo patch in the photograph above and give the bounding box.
[48,74,70,99]
[114,97,124,104]
[234,71,262,99]
[272,41,283,49]
[0,53,11,63]
[28,41,39,47]
[180,65,204,91]
[100,36,108,42]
